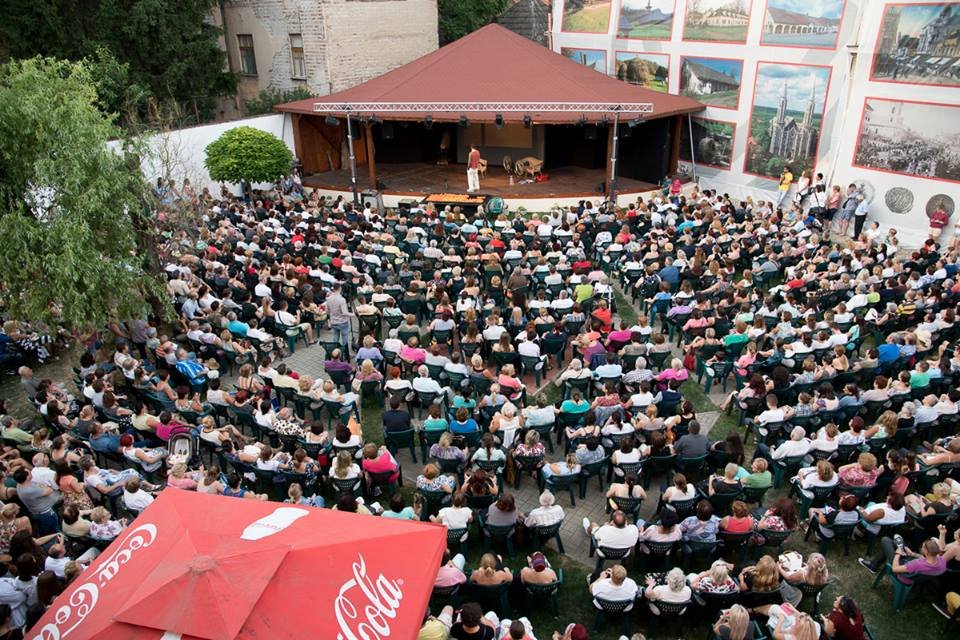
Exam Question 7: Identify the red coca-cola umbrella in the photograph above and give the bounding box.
[30,490,446,640]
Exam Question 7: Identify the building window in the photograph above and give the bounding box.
[237,34,257,76]
[290,34,306,79]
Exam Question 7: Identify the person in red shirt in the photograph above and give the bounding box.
[467,144,481,193]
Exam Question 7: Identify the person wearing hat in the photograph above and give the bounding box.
[520,551,558,586]
[552,623,589,640]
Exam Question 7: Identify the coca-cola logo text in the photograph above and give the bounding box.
[335,553,403,640]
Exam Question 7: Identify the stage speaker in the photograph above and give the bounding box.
[376,179,387,190]
[382,122,394,140]
[360,190,384,211]
[595,181,605,194]
[584,125,598,140]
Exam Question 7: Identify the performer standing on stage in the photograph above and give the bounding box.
[467,144,480,193]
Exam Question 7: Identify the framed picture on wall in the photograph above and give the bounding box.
[682,0,753,44]
[679,56,743,109]
[560,0,614,34]
[760,0,846,50]
[853,97,960,183]
[561,47,609,74]
[870,2,960,87]
[616,0,677,40]
[743,61,832,180]
[680,117,738,170]
[615,52,671,91]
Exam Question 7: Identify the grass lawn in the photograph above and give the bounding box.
[562,5,613,33]
[618,24,673,39]
[685,89,740,109]
[683,24,748,42]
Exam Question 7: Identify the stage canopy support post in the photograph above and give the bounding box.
[607,108,620,204]
[345,113,359,205]
[686,113,698,184]
[668,115,682,177]
[364,121,377,189]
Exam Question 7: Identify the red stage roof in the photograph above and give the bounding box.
[30,490,446,640]
[276,24,704,124]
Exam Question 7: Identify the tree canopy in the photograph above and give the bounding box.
[438,0,509,44]
[205,127,293,185]
[0,57,167,330]
[0,0,235,125]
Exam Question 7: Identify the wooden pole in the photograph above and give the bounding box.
[364,122,377,188]
[668,115,683,176]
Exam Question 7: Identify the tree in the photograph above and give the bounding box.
[244,86,315,116]
[205,127,293,185]
[0,0,236,125]
[0,58,168,330]
[438,0,509,44]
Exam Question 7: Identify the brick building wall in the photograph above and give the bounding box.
[219,0,438,102]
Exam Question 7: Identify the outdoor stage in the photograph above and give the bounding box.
[302,163,658,200]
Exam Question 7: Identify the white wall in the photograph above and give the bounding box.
[551,1,960,246]
[117,113,296,194]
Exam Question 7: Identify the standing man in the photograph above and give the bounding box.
[775,165,793,210]
[326,282,353,357]
[853,194,870,239]
[466,144,481,193]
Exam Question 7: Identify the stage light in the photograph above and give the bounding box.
[371,117,383,125]
[324,115,340,126]
[459,115,469,127]
[523,115,531,128]
[495,114,503,128]
[628,117,644,128]
[577,115,587,126]
[424,115,433,129]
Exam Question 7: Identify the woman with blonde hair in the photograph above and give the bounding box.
[470,552,512,585]
[352,358,383,392]
[329,450,361,488]
[198,415,248,447]
[690,559,739,594]
[739,554,780,593]
[772,611,819,640]
[712,604,751,640]
[235,364,263,393]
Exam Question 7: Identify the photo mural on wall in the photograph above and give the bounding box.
[760,0,846,49]
[744,62,832,179]
[561,47,608,73]
[616,52,670,91]
[683,0,753,43]
[617,0,677,39]
[871,2,960,87]
[680,117,738,169]
[853,98,960,183]
[561,0,614,33]
[679,57,743,109]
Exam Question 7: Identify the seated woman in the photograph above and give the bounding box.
[857,490,907,536]
[720,500,756,534]
[485,492,523,527]
[88,506,127,541]
[756,498,799,542]
[644,567,692,613]
[360,443,400,485]
[541,453,581,480]
[680,499,720,543]
[167,463,201,490]
[198,415,248,448]
[601,412,634,448]
[422,403,449,434]
[691,560,739,594]
[793,460,839,500]
[352,358,384,392]
[821,596,866,640]
[610,437,641,478]
[905,481,955,516]
[920,438,960,467]
[449,407,479,436]
[639,509,682,552]
[329,450,361,489]
[470,434,506,469]
[469,552,512,586]
[416,463,456,494]
[707,463,743,496]
[661,473,696,506]
[463,469,499,497]
[514,430,546,459]
[838,453,880,489]
[222,472,267,500]
[331,423,363,455]
[737,554,782,604]
[119,434,166,474]
[289,448,318,475]
[489,403,523,449]
[779,552,829,607]
[430,432,466,468]
[497,364,523,402]
[606,472,646,511]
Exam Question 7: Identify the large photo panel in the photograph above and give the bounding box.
[870,2,960,87]
[617,0,677,39]
[616,52,671,91]
[683,0,753,43]
[853,97,960,183]
[679,56,744,109]
[760,0,846,49]
[561,0,614,33]
[744,62,832,179]
[680,117,738,169]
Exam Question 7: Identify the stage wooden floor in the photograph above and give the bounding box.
[302,163,656,199]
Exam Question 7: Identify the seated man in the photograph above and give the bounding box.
[412,365,451,404]
[582,510,640,559]
[174,348,208,386]
[588,563,638,610]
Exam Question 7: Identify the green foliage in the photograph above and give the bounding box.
[438,0,509,44]
[244,86,315,116]
[84,47,151,119]
[0,0,236,126]
[0,58,168,330]
[205,127,293,185]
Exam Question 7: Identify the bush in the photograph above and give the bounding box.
[204,126,293,184]
[244,86,314,116]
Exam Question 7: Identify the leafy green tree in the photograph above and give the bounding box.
[438,0,509,44]
[0,58,168,330]
[0,0,236,125]
[205,127,293,185]
[244,86,315,116]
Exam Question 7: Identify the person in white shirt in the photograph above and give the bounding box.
[644,567,692,611]
[0,565,27,629]
[430,492,474,540]
[29,453,57,489]
[412,366,451,403]
[583,510,640,552]
[759,426,811,462]
[524,490,565,528]
[123,477,155,512]
[589,563,638,609]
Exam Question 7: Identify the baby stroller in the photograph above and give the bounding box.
[167,432,200,470]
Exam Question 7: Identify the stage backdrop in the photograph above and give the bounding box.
[552,0,960,244]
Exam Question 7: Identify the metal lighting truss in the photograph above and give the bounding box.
[313,102,656,202]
